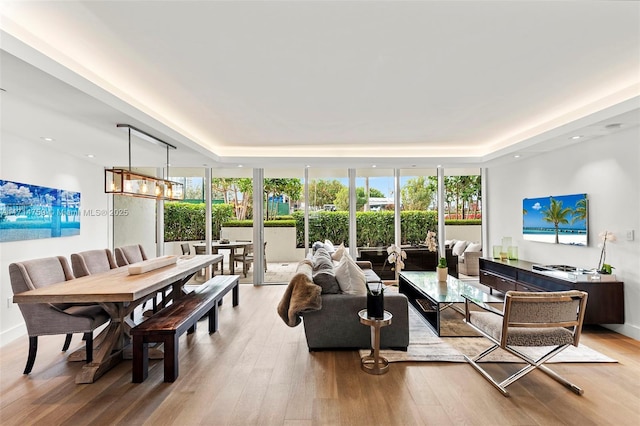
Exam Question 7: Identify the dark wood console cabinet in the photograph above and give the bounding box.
[479,258,624,325]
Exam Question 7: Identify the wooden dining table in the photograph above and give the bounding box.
[193,241,252,275]
[12,254,223,384]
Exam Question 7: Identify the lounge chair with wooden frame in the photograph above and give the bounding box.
[463,290,588,397]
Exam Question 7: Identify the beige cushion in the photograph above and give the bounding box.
[331,243,346,261]
[465,242,482,253]
[460,242,482,261]
[334,254,367,295]
[452,240,469,257]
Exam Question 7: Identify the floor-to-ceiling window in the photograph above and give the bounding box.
[262,168,305,284]
[306,168,350,249]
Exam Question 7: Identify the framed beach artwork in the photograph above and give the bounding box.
[522,193,588,246]
[0,179,80,243]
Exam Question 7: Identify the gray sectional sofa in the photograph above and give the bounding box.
[298,248,409,351]
[301,290,410,350]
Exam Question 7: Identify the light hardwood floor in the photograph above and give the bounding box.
[1,284,639,425]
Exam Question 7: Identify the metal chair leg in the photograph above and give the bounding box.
[62,333,73,351]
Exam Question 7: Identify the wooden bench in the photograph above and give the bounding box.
[131,275,240,383]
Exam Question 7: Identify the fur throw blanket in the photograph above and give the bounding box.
[277,261,322,327]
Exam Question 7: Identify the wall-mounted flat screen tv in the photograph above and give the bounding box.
[523,193,588,246]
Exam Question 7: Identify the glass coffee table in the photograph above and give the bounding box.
[398,271,502,336]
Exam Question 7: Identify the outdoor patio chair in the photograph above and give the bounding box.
[463,290,588,396]
[232,241,267,277]
[181,243,191,255]
[9,256,110,374]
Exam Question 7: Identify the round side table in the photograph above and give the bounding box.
[358,309,393,375]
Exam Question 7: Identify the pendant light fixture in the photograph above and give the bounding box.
[104,124,184,200]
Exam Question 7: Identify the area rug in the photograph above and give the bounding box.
[359,307,617,363]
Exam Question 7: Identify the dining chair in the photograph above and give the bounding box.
[463,290,588,396]
[114,244,148,266]
[70,248,118,278]
[114,244,160,312]
[9,256,110,374]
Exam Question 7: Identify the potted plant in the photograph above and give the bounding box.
[386,244,407,283]
[436,257,448,281]
[597,231,616,275]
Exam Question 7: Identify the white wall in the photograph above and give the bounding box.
[0,134,110,346]
[486,126,640,339]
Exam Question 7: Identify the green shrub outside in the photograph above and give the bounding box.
[292,210,440,248]
[165,203,478,246]
[445,219,482,225]
[164,202,234,242]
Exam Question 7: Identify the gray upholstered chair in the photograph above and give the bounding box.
[9,256,110,374]
[463,290,588,396]
[115,244,164,312]
[114,244,148,266]
[71,248,118,278]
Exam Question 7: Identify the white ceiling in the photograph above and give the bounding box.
[1,1,639,171]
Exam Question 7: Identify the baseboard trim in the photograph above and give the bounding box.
[603,323,640,341]
[0,323,26,348]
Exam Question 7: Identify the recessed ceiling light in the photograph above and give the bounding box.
[237,164,243,168]
[372,165,377,168]
[514,155,521,158]
[305,165,311,168]
[570,135,582,140]
[86,154,94,158]
[41,137,55,142]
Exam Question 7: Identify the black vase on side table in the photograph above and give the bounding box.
[366,292,385,319]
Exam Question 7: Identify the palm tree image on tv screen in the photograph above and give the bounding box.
[522,194,587,245]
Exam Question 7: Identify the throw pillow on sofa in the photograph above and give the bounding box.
[331,243,346,261]
[312,248,340,294]
[334,254,367,295]
[323,239,336,254]
[465,242,482,253]
[452,240,469,257]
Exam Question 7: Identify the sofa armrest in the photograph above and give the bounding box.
[459,251,481,276]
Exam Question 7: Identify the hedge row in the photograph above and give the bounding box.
[223,220,296,228]
[164,202,234,242]
[164,202,475,246]
[292,210,438,248]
